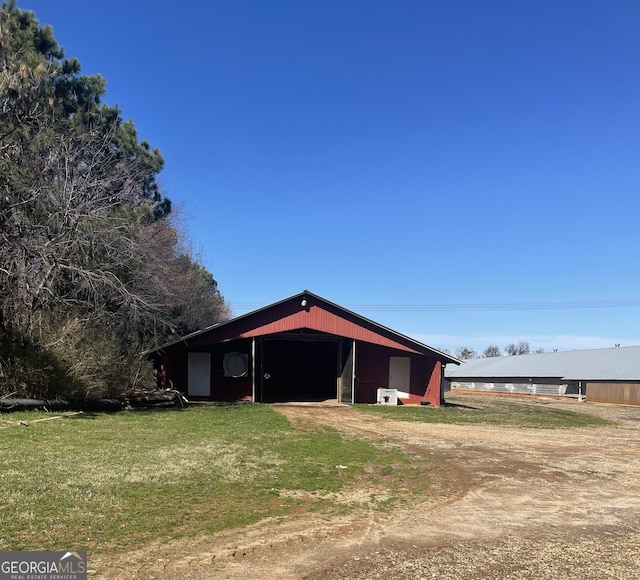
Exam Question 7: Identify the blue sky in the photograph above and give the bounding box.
[21,0,639,354]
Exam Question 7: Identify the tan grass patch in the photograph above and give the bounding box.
[276,486,392,505]
[54,441,287,487]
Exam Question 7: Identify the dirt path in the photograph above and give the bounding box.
[97,397,640,579]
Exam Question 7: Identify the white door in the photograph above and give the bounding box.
[389,357,411,399]
[188,352,211,397]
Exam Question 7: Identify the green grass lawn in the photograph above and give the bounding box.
[0,405,430,553]
[354,397,615,428]
[0,399,613,553]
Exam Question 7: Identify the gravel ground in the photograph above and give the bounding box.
[94,395,640,579]
[307,529,640,580]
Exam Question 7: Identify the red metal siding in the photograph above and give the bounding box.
[164,351,187,392]
[187,299,421,354]
[424,360,442,407]
[209,344,253,402]
[355,343,392,403]
[406,356,430,404]
[407,357,441,406]
[354,343,442,406]
[163,340,253,402]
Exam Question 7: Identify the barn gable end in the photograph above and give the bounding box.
[148,291,459,406]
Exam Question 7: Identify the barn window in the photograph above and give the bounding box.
[223,352,249,378]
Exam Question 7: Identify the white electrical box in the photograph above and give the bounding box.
[377,388,398,405]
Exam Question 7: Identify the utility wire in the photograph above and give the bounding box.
[346,300,640,312]
[230,299,640,313]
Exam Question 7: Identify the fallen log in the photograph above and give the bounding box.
[0,391,186,413]
[0,398,123,413]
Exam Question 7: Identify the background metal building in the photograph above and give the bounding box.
[445,346,640,405]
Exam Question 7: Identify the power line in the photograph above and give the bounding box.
[346,300,640,312]
[230,299,640,313]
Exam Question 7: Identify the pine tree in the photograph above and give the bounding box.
[0,2,226,397]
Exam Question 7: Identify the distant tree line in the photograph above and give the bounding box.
[451,342,548,360]
[0,2,228,398]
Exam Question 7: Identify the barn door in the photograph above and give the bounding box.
[188,352,211,397]
[389,356,411,397]
[340,340,355,404]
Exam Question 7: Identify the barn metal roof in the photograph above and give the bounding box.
[445,346,640,381]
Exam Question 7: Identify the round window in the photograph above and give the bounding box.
[223,352,248,378]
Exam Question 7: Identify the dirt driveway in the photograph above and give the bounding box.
[106,395,640,579]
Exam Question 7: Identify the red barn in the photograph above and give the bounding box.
[148,291,459,406]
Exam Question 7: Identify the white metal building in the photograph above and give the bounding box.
[445,346,640,405]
